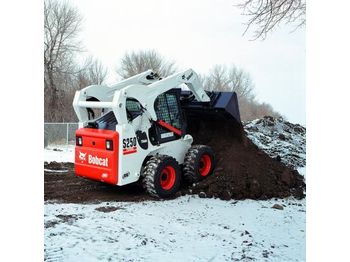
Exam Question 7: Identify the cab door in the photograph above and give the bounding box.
[149,89,186,144]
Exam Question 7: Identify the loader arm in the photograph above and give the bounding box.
[73,68,209,125]
[147,68,210,103]
[114,68,210,123]
[72,70,160,124]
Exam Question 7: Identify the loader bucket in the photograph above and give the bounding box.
[180,90,244,145]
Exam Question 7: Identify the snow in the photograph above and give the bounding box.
[44,145,74,163]
[45,196,305,261]
[44,168,69,173]
[244,117,306,169]
[297,167,306,178]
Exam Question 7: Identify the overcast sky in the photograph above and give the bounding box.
[70,0,305,125]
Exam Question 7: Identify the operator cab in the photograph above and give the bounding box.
[149,88,186,145]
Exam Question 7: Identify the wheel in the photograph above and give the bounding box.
[142,155,181,198]
[183,145,216,183]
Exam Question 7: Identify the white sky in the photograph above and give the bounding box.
[70,0,305,124]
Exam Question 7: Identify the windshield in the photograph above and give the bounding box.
[126,98,143,121]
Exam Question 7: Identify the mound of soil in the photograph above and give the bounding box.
[184,118,305,200]
[244,116,306,168]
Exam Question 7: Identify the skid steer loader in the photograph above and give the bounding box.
[73,69,241,198]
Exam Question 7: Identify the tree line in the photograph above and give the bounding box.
[44,0,107,122]
[44,0,282,123]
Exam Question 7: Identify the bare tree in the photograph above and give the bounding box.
[202,64,281,120]
[44,0,82,121]
[239,98,282,121]
[203,64,255,100]
[77,57,108,88]
[203,65,230,92]
[227,65,255,100]
[117,50,177,79]
[238,0,306,40]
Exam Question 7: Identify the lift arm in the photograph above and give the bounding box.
[111,68,210,124]
[73,68,209,125]
[147,68,210,102]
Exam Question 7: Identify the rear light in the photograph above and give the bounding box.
[106,139,113,150]
[76,136,83,146]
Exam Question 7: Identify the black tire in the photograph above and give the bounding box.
[142,155,181,198]
[183,145,216,183]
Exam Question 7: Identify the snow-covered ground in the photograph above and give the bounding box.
[44,146,306,261]
[45,196,305,262]
[45,145,74,163]
[44,118,306,261]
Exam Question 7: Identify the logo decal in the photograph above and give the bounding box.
[78,151,108,167]
[79,152,86,161]
[88,155,108,167]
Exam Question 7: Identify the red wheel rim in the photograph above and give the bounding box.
[199,154,212,177]
[160,166,176,190]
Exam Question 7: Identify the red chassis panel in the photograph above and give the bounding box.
[75,128,119,185]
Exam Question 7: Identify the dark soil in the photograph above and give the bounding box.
[44,161,68,170]
[44,162,151,203]
[44,118,305,203]
[44,214,85,228]
[95,206,123,213]
[182,118,305,200]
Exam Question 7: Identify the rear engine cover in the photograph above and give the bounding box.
[75,128,119,185]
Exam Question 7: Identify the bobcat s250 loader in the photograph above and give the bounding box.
[73,69,241,198]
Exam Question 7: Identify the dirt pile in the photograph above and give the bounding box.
[185,117,305,200]
[244,116,306,168]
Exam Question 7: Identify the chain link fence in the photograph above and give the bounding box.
[44,123,79,147]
